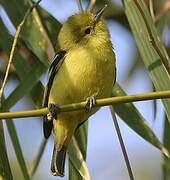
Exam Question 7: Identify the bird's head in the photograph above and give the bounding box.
[57,5,111,51]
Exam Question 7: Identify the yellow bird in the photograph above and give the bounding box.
[43,5,116,177]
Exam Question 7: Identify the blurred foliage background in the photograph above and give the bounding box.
[0,0,170,179]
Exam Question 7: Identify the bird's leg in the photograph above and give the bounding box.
[85,96,96,112]
[47,104,60,121]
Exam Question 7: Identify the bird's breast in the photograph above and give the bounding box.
[49,46,115,105]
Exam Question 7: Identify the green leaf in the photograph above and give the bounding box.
[0,121,13,180]
[68,121,90,180]
[112,83,168,155]
[0,19,30,78]
[0,19,45,109]
[122,0,170,121]
[69,161,80,180]
[74,121,88,159]
[0,0,55,66]
[0,0,28,26]
[0,18,38,180]
[0,1,62,107]
[0,93,30,180]
[0,64,45,179]
[0,4,60,178]
[152,14,167,121]
[0,14,44,107]
[0,19,45,178]
[21,12,52,66]
[0,61,46,112]
[156,14,166,38]
[36,6,61,49]
[5,119,30,180]
[162,114,170,180]
[0,1,61,107]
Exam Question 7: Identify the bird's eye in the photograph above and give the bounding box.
[85,28,91,34]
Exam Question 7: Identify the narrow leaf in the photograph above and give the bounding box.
[0,18,34,180]
[0,19,47,177]
[0,64,45,178]
[1,93,30,180]
[0,61,46,112]
[0,121,13,180]
[68,137,90,180]
[69,121,88,180]
[122,0,170,121]
[69,161,81,180]
[5,119,30,180]
[0,19,30,78]
[0,19,45,109]
[162,114,170,180]
[68,121,89,180]
[112,83,169,156]
[0,0,54,66]
[152,14,167,121]
[74,121,88,159]
[0,3,53,178]
[36,6,61,49]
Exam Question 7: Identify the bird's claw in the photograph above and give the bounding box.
[85,97,96,112]
[47,104,60,121]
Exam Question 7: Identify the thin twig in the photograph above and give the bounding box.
[29,138,47,177]
[149,0,154,20]
[76,0,83,12]
[87,0,96,12]
[133,0,170,75]
[0,0,42,101]
[109,106,134,180]
[0,90,170,119]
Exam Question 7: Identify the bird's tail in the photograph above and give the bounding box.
[51,145,66,177]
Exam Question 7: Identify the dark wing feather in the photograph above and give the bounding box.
[43,50,66,139]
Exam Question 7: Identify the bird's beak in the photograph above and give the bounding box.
[93,4,107,28]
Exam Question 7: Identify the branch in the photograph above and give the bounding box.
[149,0,154,20]
[76,0,83,12]
[0,90,170,119]
[110,106,134,180]
[0,0,42,101]
[87,0,96,12]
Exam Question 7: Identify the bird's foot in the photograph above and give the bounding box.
[85,96,96,112]
[47,104,60,121]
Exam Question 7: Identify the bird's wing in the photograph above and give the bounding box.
[43,50,66,139]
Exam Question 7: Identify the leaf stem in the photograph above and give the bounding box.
[149,0,154,20]
[87,0,96,12]
[110,106,134,180]
[0,90,170,119]
[76,0,84,12]
[0,0,42,101]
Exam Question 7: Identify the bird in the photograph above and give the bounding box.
[42,5,116,177]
